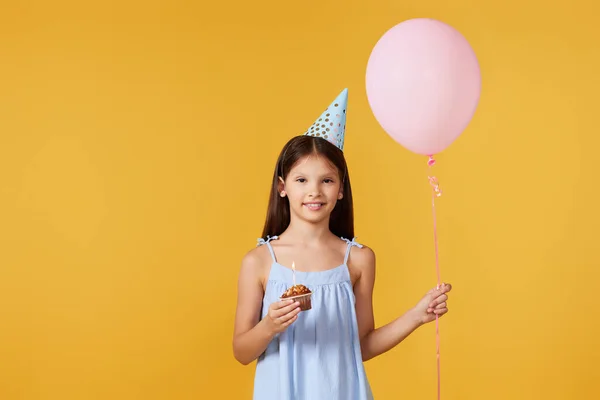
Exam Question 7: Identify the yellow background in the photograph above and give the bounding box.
[1,0,598,399]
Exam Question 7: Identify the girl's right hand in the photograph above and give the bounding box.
[265,299,301,335]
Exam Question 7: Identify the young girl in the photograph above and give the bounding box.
[232,89,452,399]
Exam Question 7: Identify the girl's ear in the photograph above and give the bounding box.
[278,177,286,197]
[338,190,343,200]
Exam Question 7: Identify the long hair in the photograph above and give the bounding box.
[261,135,354,239]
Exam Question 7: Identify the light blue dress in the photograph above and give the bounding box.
[253,236,374,400]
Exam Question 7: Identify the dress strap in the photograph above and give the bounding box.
[341,236,363,264]
[256,235,279,262]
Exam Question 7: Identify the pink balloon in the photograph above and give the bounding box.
[366,18,481,155]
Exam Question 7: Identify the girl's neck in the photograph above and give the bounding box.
[281,218,332,245]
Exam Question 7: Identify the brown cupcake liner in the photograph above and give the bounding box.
[280,292,312,311]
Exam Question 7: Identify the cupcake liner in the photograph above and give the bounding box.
[281,292,312,311]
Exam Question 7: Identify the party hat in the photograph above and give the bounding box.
[303,88,348,151]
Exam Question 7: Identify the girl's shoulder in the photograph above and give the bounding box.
[239,237,275,280]
[342,237,376,271]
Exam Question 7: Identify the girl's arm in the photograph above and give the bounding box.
[352,247,451,362]
[232,250,300,365]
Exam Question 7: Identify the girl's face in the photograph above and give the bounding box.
[280,154,343,225]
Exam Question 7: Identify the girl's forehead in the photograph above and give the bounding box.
[290,154,337,173]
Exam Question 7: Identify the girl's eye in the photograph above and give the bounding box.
[324,179,334,183]
[296,178,306,183]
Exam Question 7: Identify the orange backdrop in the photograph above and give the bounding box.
[1,0,598,399]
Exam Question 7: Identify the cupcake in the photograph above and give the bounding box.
[280,284,312,311]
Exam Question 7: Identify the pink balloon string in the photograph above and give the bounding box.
[427,155,442,400]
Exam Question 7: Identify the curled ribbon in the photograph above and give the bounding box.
[428,156,442,198]
[429,176,442,198]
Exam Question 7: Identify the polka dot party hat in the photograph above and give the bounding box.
[303,88,348,151]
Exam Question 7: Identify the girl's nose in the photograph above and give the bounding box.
[307,183,321,196]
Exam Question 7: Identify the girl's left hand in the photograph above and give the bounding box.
[413,283,452,325]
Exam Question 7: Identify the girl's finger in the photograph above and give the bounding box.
[277,306,301,323]
[427,302,447,313]
[282,314,298,327]
[278,308,300,325]
[428,294,448,308]
[274,299,295,310]
[434,307,448,315]
[428,283,452,298]
[273,301,300,317]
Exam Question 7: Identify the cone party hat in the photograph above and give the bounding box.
[303,88,348,151]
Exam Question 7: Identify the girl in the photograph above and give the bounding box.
[232,89,452,399]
